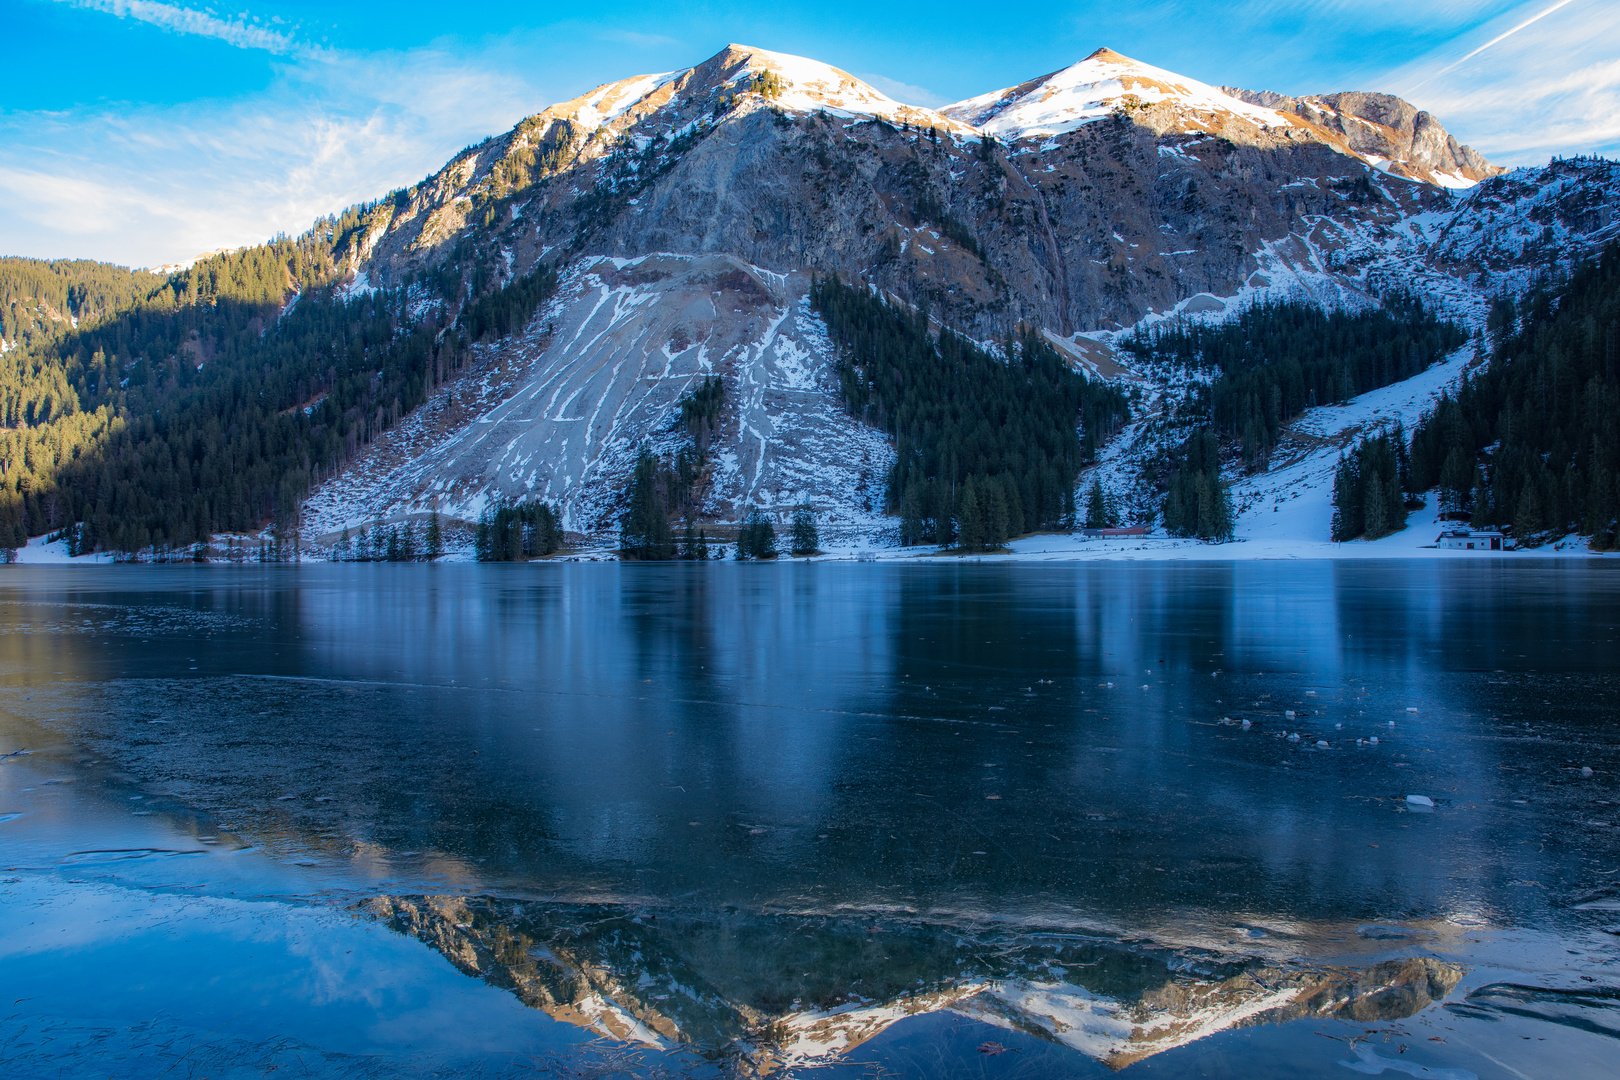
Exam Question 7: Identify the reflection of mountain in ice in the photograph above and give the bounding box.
[367,895,1463,1073]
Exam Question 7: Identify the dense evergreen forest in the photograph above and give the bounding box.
[1123,298,1467,468]
[1410,244,1620,547]
[810,274,1129,547]
[1330,424,1413,542]
[476,501,563,560]
[0,214,556,554]
[1161,428,1234,540]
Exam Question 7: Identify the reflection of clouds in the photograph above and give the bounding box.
[2,875,573,1065]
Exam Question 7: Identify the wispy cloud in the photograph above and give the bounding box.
[53,0,313,56]
[1409,0,1579,88]
[859,73,946,108]
[0,43,541,266]
[1385,0,1620,163]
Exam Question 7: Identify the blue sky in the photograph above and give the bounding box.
[3,0,1616,267]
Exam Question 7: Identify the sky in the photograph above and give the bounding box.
[2,0,1616,268]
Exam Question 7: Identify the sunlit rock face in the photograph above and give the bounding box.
[365,894,1464,1072]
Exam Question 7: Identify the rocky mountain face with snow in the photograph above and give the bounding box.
[305,43,1619,542]
[369,892,1462,1073]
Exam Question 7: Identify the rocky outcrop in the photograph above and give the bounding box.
[1221,87,1502,187]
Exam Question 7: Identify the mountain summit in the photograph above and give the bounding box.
[942,47,1292,139]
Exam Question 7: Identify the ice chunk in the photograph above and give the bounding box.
[1339,1043,1476,1079]
[1406,794,1435,807]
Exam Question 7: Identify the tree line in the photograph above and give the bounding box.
[1124,297,1467,469]
[0,230,557,555]
[810,273,1129,549]
[476,501,563,560]
[1330,424,1414,542]
[1409,244,1620,547]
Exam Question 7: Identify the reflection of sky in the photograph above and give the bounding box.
[0,562,1615,938]
[0,875,596,1072]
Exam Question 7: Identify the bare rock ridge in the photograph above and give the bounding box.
[1219,86,1502,186]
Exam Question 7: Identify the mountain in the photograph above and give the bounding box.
[2,42,1617,557]
[1218,87,1501,188]
[369,892,1464,1073]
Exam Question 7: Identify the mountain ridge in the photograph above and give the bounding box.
[3,42,1617,558]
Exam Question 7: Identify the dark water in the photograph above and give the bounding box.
[1,562,1617,1078]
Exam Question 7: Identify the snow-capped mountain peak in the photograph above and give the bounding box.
[941,47,1293,141]
[531,44,968,143]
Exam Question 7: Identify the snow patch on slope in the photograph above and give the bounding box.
[943,48,1293,141]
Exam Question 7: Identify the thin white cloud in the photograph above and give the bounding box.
[1409,0,1579,88]
[1384,0,1620,164]
[0,46,541,266]
[53,0,311,56]
[859,73,946,108]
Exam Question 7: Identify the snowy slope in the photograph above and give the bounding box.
[942,47,1294,140]
[301,254,894,545]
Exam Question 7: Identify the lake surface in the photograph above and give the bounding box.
[1,561,1617,1078]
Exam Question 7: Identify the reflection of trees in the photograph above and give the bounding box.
[370,893,1463,1073]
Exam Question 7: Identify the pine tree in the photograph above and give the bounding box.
[984,480,1009,548]
[1085,479,1107,529]
[899,484,924,546]
[957,480,984,552]
[619,447,674,560]
[1469,466,1491,529]
[1514,480,1545,540]
[425,512,443,559]
[790,504,819,556]
[1364,473,1389,539]
[751,509,778,558]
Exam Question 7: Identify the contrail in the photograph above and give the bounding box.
[1411,0,1581,89]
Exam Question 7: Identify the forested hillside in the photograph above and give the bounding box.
[1123,298,1467,468]
[811,274,1129,547]
[0,217,554,554]
[1410,244,1620,547]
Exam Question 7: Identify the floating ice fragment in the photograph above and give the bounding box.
[1288,732,1301,742]
[1406,707,1419,713]
[1389,720,1396,727]
[1241,719,1251,730]
[1307,690,1317,696]
[1285,710,1297,719]
[1582,766,1595,777]
[1369,736,1379,744]
[1317,740,1329,748]
[1406,794,1435,807]
[1339,1043,1476,1079]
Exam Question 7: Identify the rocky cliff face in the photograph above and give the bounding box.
[1220,88,1503,187]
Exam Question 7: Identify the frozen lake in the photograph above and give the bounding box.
[1,562,1616,1077]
